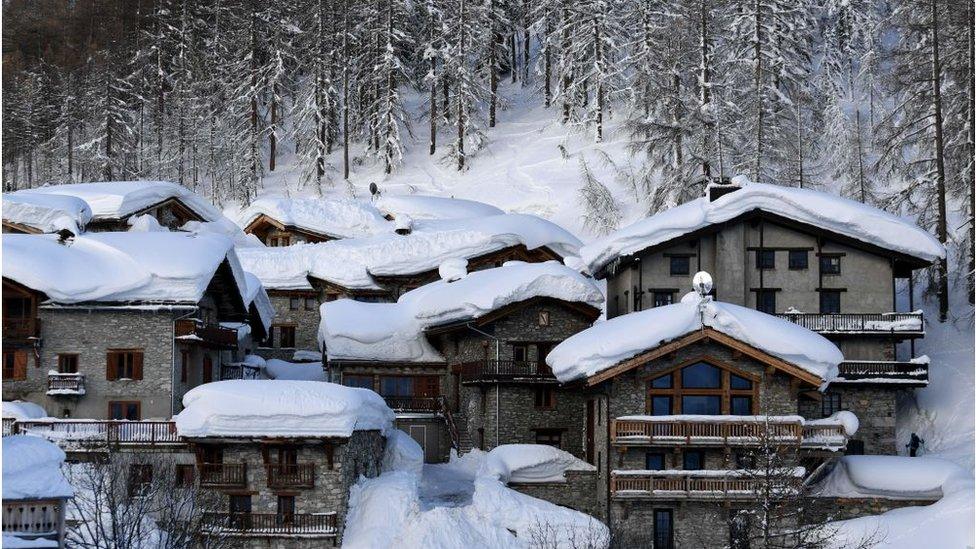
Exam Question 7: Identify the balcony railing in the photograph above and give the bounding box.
[199,463,248,488]
[459,360,557,383]
[774,312,923,335]
[174,319,238,348]
[611,417,848,450]
[610,471,802,500]
[383,396,443,413]
[14,420,180,447]
[3,418,16,437]
[47,373,85,395]
[835,360,928,384]
[266,463,316,489]
[2,500,63,535]
[221,363,263,380]
[2,317,40,343]
[202,512,337,536]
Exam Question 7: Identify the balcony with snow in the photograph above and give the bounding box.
[2,435,74,547]
[774,310,924,338]
[46,371,86,397]
[174,318,239,349]
[610,468,805,501]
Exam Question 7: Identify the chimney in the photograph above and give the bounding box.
[394,214,413,235]
[706,177,741,202]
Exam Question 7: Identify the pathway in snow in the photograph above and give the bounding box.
[418,462,477,510]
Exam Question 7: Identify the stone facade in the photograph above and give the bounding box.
[807,496,938,522]
[257,291,322,360]
[509,470,601,518]
[799,386,900,455]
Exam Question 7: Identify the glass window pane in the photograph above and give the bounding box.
[651,374,672,389]
[681,395,721,414]
[670,256,690,275]
[681,362,721,388]
[683,451,704,470]
[651,396,672,416]
[731,396,752,415]
[789,250,808,269]
[730,374,752,390]
[820,291,841,314]
[645,453,665,470]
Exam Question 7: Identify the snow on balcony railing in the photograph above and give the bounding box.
[834,358,929,384]
[2,500,63,536]
[611,469,805,500]
[47,372,86,395]
[202,512,337,536]
[611,415,851,450]
[14,420,180,447]
[774,312,923,334]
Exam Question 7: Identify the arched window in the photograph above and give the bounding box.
[646,360,758,416]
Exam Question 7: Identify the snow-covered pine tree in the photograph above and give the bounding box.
[442,0,489,170]
[372,0,414,174]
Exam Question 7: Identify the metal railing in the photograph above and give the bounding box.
[47,373,85,393]
[611,472,801,499]
[265,463,315,489]
[14,420,180,446]
[174,319,238,348]
[459,360,556,383]
[199,463,248,488]
[837,361,928,382]
[774,312,923,334]
[383,396,443,413]
[202,512,337,535]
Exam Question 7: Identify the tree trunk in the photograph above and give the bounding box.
[699,0,712,177]
[968,0,975,304]
[929,0,949,322]
[457,0,466,170]
[429,0,437,155]
[753,0,763,182]
[561,4,571,123]
[342,0,350,179]
[488,0,497,128]
[544,14,552,107]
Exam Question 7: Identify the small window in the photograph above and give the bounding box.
[534,387,555,409]
[645,452,665,470]
[58,354,79,374]
[651,396,673,416]
[820,290,842,314]
[305,297,317,310]
[107,350,143,380]
[822,393,842,417]
[512,344,529,362]
[820,255,842,275]
[682,395,721,415]
[278,326,296,348]
[229,494,252,514]
[730,374,752,390]
[535,429,562,448]
[669,256,690,276]
[538,311,551,326]
[175,464,195,487]
[289,297,301,310]
[652,291,674,308]
[127,464,153,497]
[731,396,753,415]
[109,401,141,420]
[756,290,776,314]
[344,375,374,390]
[683,450,704,470]
[756,249,775,270]
[788,250,808,270]
[681,362,721,388]
[3,350,27,380]
[651,374,672,389]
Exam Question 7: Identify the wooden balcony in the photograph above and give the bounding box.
[199,463,248,488]
[774,312,923,336]
[383,396,444,413]
[834,360,928,386]
[611,417,848,450]
[266,463,316,489]
[2,500,63,536]
[2,317,40,344]
[14,420,181,447]
[174,319,238,349]
[202,512,337,537]
[47,373,85,395]
[611,471,802,500]
[459,360,557,384]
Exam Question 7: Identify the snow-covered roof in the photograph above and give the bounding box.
[2,232,248,306]
[320,261,604,363]
[376,194,505,221]
[547,292,843,384]
[2,435,74,501]
[581,176,945,275]
[2,191,93,234]
[237,214,583,291]
[174,380,393,438]
[241,272,274,333]
[13,181,224,222]
[482,444,595,484]
[2,401,48,421]
[811,456,965,500]
[237,197,391,239]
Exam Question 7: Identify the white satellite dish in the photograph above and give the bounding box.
[693,271,713,297]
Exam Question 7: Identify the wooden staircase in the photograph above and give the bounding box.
[441,400,473,455]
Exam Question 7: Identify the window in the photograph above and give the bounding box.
[735,452,756,469]
[756,249,775,270]
[820,290,842,314]
[683,450,705,470]
[822,393,842,417]
[731,396,753,416]
[538,311,551,326]
[512,344,529,362]
[305,297,317,310]
[730,374,752,390]
[653,509,674,549]
[652,291,674,308]
[289,297,301,310]
[820,255,842,275]
[58,354,79,374]
[175,464,195,487]
[3,350,28,380]
[669,256,690,276]
[651,396,673,416]
[534,387,555,409]
[788,250,809,270]
[645,452,665,470]
[651,374,672,389]
[277,495,296,525]
[127,464,153,496]
[106,350,143,380]
[344,375,374,390]
[756,290,776,314]
[378,376,439,397]
[535,429,562,448]
[3,296,31,319]
[180,351,189,383]
[229,494,251,514]
[109,401,141,420]
[278,326,296,348]
[846,439,865,456]
[681,395,721,414]
[681,362,721,388]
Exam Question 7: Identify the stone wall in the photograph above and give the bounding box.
[609,501,733,549]
[806,496,937,522]
[798,386,900,455]
[508,470,601,518]
[256,292,321,359]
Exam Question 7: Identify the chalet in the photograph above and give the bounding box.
[2,435,74,548]
[2,181,233,234]
[174,380,392,546]
[320,261,603,462]
[238,213,583,359]
[1,231,271,420]
[545,279,856,545]
[581,178,945,454]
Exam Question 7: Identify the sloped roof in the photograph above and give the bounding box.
[237,197,391,239]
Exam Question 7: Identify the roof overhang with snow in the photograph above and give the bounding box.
[424,296,601,336]
[242,213,338,241]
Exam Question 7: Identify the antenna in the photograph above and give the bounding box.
[692,271,713,298]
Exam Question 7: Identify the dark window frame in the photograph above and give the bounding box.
[788,250,809,270]
[756,290,776,314]
[534,429,563,448]
[755,249,776,270]
[277,325,297,348]
[57,354,79,374]
[822,393,842,417]
[534,387,556,409]
[652,291,675,308]
[109,400,141,420]
[819,290,842,314]
[669,256,691,276]
[127,463,153,497]
[682,450,705,470]
[820,255,842,275]
[645,452,665,470]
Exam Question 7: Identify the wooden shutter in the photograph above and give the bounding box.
[106,352,118,381]
[133,352,144,380]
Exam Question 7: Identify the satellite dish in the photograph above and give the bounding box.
[693,271,713,297]
[369,182,379,196]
